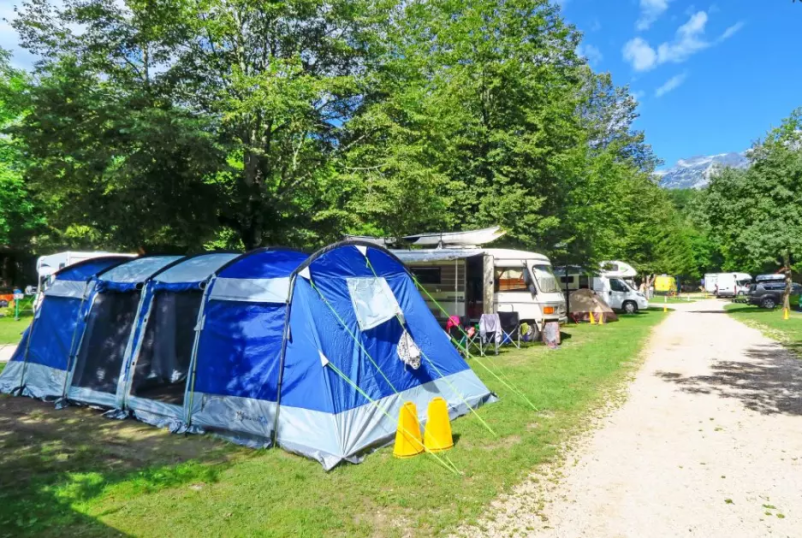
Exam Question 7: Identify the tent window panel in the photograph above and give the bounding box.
[130,291,202,405]
[71,292,141,394]
[346,277,402,331]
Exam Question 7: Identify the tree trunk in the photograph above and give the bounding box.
[642,273,655,299]
[783,251,792,314]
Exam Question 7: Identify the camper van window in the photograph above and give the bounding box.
[495,268,528,292]
[410,267,441,285]
[610,278,629,292]
[579,275,590,289]
[532,265,560,294]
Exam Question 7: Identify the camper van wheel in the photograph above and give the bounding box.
[761,297,777,310]
[622,301,638,315]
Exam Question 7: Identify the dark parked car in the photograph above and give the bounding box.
[747,281,802,309]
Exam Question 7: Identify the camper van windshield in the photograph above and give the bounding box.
[532,264,560,294]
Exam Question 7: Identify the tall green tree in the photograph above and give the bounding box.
[0,49,42,250]
[12,0,381,250]
[337,0,664,267]
[706,110,802,311]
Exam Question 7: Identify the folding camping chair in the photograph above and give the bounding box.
[498,311,521,349]
[460,315,482,355]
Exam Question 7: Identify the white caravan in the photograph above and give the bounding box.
[555,260,648,314]
[35,251,134,308]
[391,227,566,338]
[37,251,134,290]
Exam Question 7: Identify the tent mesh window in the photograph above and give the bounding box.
[71,292,142,394]
[130,291,202,405]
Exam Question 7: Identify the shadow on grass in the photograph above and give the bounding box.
[655,342,802,416]
[0,396,241,537]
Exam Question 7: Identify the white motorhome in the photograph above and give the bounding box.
[390,227,566,338]
[555,260,648,314]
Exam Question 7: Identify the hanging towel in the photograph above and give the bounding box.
[479,314,502,344]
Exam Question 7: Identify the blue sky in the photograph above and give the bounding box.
[565,0,802,168]
[1,0,800,168]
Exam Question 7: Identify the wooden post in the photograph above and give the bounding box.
[483,254,494,315]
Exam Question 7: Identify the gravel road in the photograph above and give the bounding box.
[460,299,802,538]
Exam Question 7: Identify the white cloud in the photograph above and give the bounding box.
[637,0,671,31]
[720,21,745,41]
[577,44,603,65]
[623,37,658,71]
[656,11,710,65]
[622,11,745,72]
[655,73,687,97]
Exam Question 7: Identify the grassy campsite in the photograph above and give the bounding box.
[1,310,667,537]
[2,0,802,536]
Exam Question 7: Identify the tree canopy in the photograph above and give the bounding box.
[2,0,702,280]
[704,110,802,304]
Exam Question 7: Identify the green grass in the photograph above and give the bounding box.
[0,296,34,344]
[726,303,802,356]
[0,311,668,538]
[0,314,32,345]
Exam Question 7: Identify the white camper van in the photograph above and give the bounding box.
[556,260,648,314]
[391,227,566,338]
[703,272,752,297]
[714,272,752,297]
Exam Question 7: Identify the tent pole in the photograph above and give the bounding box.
[272,274,298,448]
[454,259,458,317]
[184,280,214,428]
[58,281,97,403]
[57,279,92,400]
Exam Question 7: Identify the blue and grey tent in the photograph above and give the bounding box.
[185,242,496,469]
[1,243,495,470]
[63,255,184,409]
[0,256,134,399]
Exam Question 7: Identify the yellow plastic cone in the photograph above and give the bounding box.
[393,402,424,458]
[424,397,454,453]
[663,296,668,313]
[598,309,605,325]
[784,307,790,320]
[589,311,596,325]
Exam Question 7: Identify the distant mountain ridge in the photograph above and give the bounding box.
[657,152,749,190]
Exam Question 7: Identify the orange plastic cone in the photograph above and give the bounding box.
[424,397,453,452]
[393,402,424,458]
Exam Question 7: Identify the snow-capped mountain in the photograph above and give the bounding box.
[657,152,749,189]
